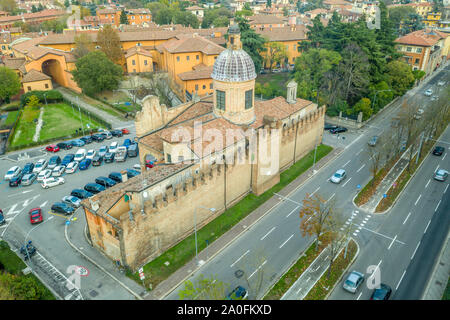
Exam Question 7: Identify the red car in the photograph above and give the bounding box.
[46,144,60,152]
[29,208,43,224]
[121,128,130,134]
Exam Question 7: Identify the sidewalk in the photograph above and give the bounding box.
[144,146,344,300]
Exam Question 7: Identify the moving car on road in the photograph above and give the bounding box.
[37,169,52,182]
[414,108,424,119]
[51,202,75,215]
[434,169,448,182]
[48,155,61,169]
[52,165,66,177]
[330,127,348,134]
[28,208,43,224]
[368,135,378,146]
[324,123,337,131]
[424,88,433,96]
[65,161,79,174]
[33,159,48,173]
[432,146,445,156]
[343,271,365,293]
[21,173,37,186]
[71,189,93,199]
[330,169,346,184]
[4,166,22,180]
[370,283,392,300]
[9,172,24,187]
[226,286,248,300]
[45,144,60,152]
[41,177,65,189]
[84,183,106,194]
[62,196,81,208]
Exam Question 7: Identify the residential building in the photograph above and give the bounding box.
[96,7,152,27]
[186,5,205,19]
[247,14,286,29]
[0,9,65,30]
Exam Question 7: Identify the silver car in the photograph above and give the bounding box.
[330,169,346,184]
[434,169,448,182]
[62,195,81,208]
[21,173,37,186]
[343,271,365,293]
[4,166,21,180]
[368,135,378,146]
[33,159,48,173]
[98,145,109,157]
[52,165,66,177]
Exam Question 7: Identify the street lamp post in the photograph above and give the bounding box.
[77,105,85,136]
[194,206,216,266]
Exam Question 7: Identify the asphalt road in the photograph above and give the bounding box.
[164,64,450,300]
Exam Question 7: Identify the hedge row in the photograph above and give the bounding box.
[20,90,63,107]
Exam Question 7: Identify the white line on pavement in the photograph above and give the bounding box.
[403,212,411,225]
[388,235,397,250]
[343,160,351,167]
[396,270,407,291]
[40,201,48,207]
[357,164,365,173]
[356,149,363,156]
[230,250,250,268]
[445,184,449,194]
[296,287,303,295]
[273,193,302,206]
[327,193,336,203]
[353,223,406,245]
[411,241,421,260]
[248,260,267,279]
[424,220,431,234]
[342,177,352,187]
[435,200,441,212]
[286,206,299,218]
[260,227,276,241]
[414,194,422,206]
[435,165,439,172]
[310,187,320,197]
[443,153,447,160]
[425,179,431,188]
[279,234,294,249]
[357,292,362,300]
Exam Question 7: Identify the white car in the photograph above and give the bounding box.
[41,177,65,189]
[437,80,446,86]
[65,161,79,174]
[330,169,347,184]
[52,165,66,177]
[424,88,433,96]
[431,95,438,101]
[98,145,109,157]
[37,169,52,182]
[74,149,86,162]
[33,159,48,173]
[4,166,21,180]
[109,141,118,153]
[86,149,96,160]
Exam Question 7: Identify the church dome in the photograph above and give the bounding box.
[211,48,257,82]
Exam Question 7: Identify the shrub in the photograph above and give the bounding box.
[20,90,63,107]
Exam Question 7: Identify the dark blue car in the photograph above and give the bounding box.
[70,139,85,147]
[22,162,35,174]
[62,154,75,166]
[79,159,91,170]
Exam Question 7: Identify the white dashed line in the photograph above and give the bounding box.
[424,220,431,234]
[396,270,407,290]
[445,184,449,193]
[327,193,336,203]
[286,206,299,218]
[260,227,276,241]
[248,260,267,279]
[356,148,363,156]
[342,177,352,187]
[388,235,397,250]
[343,160,351,167]
[411,241,421,260]
[230,250,250,268]
[435,200,441,212]
[443,153,447,160]
[403,212,411,225]
[296,287,303,294]
[357,292,362,300]
[357,164,365,173]
[310,187,320,197]
[414,194,422,206]
[435,165,439,172]
[425,179,431,188]
[279,234,294,249]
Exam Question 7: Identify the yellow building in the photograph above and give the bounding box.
[424,12,442,27]
[405,2,433,18]
[125,46,153,73]
[22,69,53,92]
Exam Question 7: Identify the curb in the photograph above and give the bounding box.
[157,146,344,300]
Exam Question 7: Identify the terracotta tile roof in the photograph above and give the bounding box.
[169,100,214,125]
[157,34,225,55]
[305,8,330,15]
[323,0,352,5]
[0,9,66,24]
[186,6,204,11]
[178,65,213,81]
[13,37,76,62]
[125,46,152,58]
[395,29,447,47]
[2,57,26,70]
[248,14,286,25]
[127,8,151,15]
[140,131,164,153]
[256,25,307,41]
[22,69,51,83]
[97,8,117,15]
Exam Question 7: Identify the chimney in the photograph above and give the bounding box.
[121,170,128,182]
[286,80,297,104]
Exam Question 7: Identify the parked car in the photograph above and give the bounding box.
[92,155,104,166]
[95,176,117,188]
[62,154,75,166]
[48,155,61,169]
[368,135,379,146]
[52,165,66,177]
[122,138,132,148]
[370,283,392,300]
[65,161,79,174]
[57,141,73,150]
[145,154,158,168]
[41,177,65,189]
[70,139,85,147]
[37,169,52,182]
[84,183,106,194]
[4,166,22,180]
[127,143,138,157]
[121,128,130,135]
[330,127,348,134]
[9,172,24,187]
[28,208,43,224]
[80,136,93,144]
[343,271,365,293]
[33,159,48,173]
[330,169,346,184]
[86,149,96,160]
[432,146,445,156]
[45,144,60,152]
[91,133,105,142]
[21,173,37,186]
[108,172,122,183]
[100,131,112,140]
[434,169,448,181]
[51,202,75,215]
[324,123,338,131]
[126,169,140,178]
[98,145,109,157]
[109,141,118,153]
[22,162,35,174]
[424,88,433,96]
[115,146,128,162]
[111,129,123,137]
[71,189,93,199]
[74,149,87,162]
[104,152,115,163]
[0,209,5,226]
[79,159,92,170]
[226,286,248,300]
[62,196,81,208]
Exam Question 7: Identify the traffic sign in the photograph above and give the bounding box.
[357,184,361,189]
[65,220,70,225]
[383,193,387,198]
[138,267,143,273]
[75,266,90,277]
[139,272,145,280]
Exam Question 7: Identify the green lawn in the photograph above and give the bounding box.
[256,73,292,87]
[4,110,19,126]
[10,109,38,147]
[130,144,333,288]
[96,90,141,113]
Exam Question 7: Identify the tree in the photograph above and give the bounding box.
[64,0,70,8]
[96,25,123,64]
[283,7,289,16]
[366,135,387,183]
[179,274,228,300]
[71,51,123,96]
[0,0,17,13]
[120,9,129,25]
[432,0,444,13]
[0,67,21,104]
[73,33,94,59]
[173,11,199,28]
[236,3,253,17]
[201,7,233,28]
[31,5,38,13]
[385,60,414,96]
[212,16,229,27]
[264,42,288,72]
[267,0,272,8]
[397,99,421,172]
[235,16,266,73]
[351,97,372,121]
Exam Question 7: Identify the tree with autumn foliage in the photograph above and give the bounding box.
[96,25,123,64]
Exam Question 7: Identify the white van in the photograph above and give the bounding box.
[74,149,87,162]
[109,141,119,153]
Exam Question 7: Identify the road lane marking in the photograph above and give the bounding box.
[411,241,421,260]
[435,165,439,172]
[396,270,407,290]
[445,184,449,194]
[310,187,320,197]
[230,250,250,268]
[356,164,365,173]
[435,200,441,212]
[342,177,352,187]
[343,160,351,167]
[353,223,406,244]
[326,193,335,203]
[403,212,411,225]
[40,201,48,207]
[286,206,299,218]
[356,148,363,156]
[260,227,276,241]
[279,234,294,249]
[274,193,302,206]
[424,220,431,234]
[247,260,267,279]
[357,292,362,300]
[443,153,447,160]
[425,179,431,188]
[388,235,397,250]
[296,287,302,295]
[414,194,422,206]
